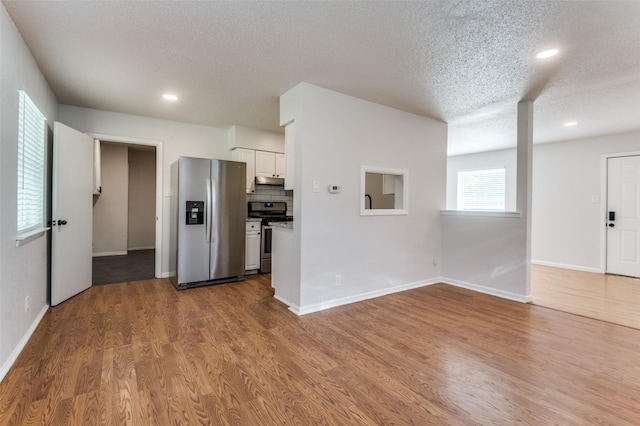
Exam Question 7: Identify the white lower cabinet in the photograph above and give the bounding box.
[246,221,261,271]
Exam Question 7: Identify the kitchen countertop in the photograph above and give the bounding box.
[271,222,293,230]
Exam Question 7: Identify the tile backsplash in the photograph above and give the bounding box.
[247,186,294,216]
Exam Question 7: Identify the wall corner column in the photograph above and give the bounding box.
[516,101,533,297]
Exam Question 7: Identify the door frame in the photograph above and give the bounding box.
[599,150,640,274]
[90,133,164,278]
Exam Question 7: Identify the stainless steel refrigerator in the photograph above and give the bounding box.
[171,157,246,289]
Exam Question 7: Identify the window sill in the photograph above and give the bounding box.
[440,210,521,219]
[16,227,50,247]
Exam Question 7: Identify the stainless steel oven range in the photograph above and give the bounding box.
[247,201,293,273]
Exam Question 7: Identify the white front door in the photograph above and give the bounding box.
[606,155,640,278]
[51,122,94,305]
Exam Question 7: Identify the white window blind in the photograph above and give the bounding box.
[457,168,506,211]
[17,90,46,233]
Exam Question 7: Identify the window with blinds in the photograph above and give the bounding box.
[17,90,47,233]
[457,168,506,211]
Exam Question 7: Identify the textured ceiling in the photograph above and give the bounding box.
[3,1,639,155]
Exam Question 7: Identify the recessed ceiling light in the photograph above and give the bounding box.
[162,94,178,101]
[536,49,559,59]
[563,121,578,127]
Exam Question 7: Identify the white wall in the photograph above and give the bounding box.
[57,105,231,277]
[441,102,533,302]
[0,3,58,380]
[446,130,640,272]
[447,148,517,211]
[280,83,447,314]
[440,213,528,300]
[128,149,156,250]
[93,144,129,255]
[532,131,640,271]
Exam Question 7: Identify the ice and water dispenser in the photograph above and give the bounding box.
[186,201,204,225]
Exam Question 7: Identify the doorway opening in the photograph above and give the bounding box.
[89,134,163,283]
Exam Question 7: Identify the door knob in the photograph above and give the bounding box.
[608,223,615,227]
[47,220,56,226]
[58,220,67,226]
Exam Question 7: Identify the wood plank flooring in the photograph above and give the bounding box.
[2,275,640,425]
[532,264,640,329]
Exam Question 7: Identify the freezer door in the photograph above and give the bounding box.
[177,157,211,284]
[210,160,246,280]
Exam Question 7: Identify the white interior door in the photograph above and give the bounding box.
[51,122,94,305]
[606,155,640,278]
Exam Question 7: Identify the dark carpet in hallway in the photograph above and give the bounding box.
[92,249,155,285]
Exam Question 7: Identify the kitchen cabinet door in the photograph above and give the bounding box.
[275,153,286,179]
[256,150,286,178]
[232,148,255,193]
[255,150,276,177]
[246,231,261,270]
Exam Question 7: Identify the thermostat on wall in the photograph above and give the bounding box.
[328,185,342,194]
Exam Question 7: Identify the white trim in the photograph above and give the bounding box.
[292,278,438,316]
[600,150,640,275]
[273,294,301,315]
[440,210,521,218]
[440,277,531,303]
[0,305,48,383]
[92,251,128,257]
[531,259,602,274]
[88,133,163,278]
[160,271,174,279]
[15,226,50,247]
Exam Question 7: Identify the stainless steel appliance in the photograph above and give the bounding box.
[247,201,293,273]
[171,157,246,289]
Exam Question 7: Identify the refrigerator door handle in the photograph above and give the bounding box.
[210,179,217,243]
[206,178,212,243]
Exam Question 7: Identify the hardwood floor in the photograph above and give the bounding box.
[2,276,640,425]
[532,264,640,330]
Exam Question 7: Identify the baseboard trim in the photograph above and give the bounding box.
[0,304,49,383]
[127,246,155,251]
[273,294,302,315]
[159,271,174,279]
[92,251,128,257]
[293,278,439,316]
[531,260,603,274]
[440,277,531,303]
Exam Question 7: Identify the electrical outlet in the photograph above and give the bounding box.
[335,274,342,287]
[25,296,30,313]
[313,180,320,193]
[433,258,438,267]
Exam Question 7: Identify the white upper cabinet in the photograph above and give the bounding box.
[275,153,286,179]
[231,148,256,193]
[255,150,285,178]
